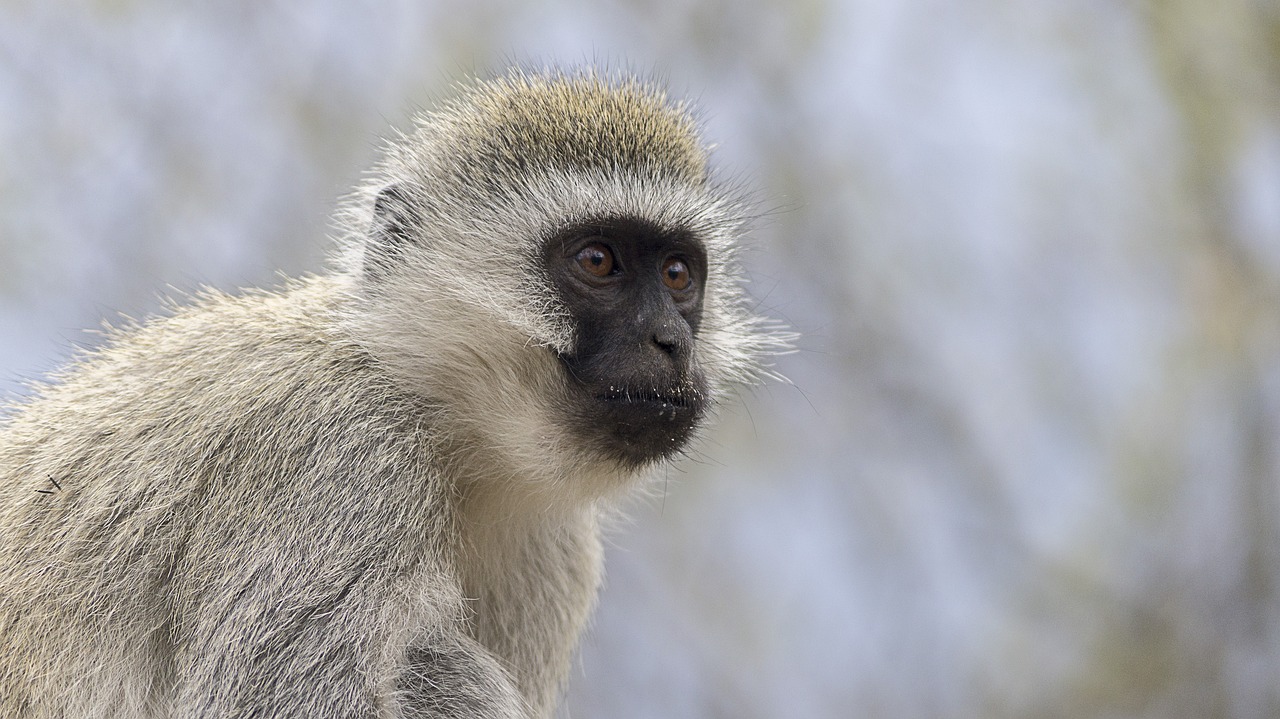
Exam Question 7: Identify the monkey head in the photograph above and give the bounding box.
[338,71,783,497]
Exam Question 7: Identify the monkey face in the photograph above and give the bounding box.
[544,216,709,468]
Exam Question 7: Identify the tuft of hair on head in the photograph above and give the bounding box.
[428,69,711,186]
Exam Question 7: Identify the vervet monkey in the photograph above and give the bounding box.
[0,69,786,718]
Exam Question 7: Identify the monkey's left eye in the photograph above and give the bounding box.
[575,243,615,277]
[661,257,692,292]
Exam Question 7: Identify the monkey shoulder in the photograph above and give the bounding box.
[0,275,454,567]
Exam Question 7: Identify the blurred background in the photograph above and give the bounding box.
[2,1,1278,717]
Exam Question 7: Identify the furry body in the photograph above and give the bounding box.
[0,71,781,717]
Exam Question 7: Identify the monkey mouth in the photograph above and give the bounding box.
[595,385,702,410]
[586,383,706,467]
[557,363,710,467]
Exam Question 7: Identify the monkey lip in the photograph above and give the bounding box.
[595,386,702,410]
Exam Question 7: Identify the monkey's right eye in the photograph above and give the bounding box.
[574,243,615,277]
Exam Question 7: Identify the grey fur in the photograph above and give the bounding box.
[0,69,787,718]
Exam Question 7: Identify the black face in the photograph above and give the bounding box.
[544,217,709,468]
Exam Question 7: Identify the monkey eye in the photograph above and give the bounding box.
[661,257,692,292]
[575,243,615,277]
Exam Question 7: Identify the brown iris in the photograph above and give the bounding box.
[575,243,614,277]
[661,257,692,291]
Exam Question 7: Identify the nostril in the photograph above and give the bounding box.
[651,322,681,356]
[652,334,677,356]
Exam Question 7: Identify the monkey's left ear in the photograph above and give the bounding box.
[365,183,420,275]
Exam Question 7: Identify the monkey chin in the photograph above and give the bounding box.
[582,389,707,469]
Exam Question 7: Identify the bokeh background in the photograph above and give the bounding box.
[2,1,1279,717]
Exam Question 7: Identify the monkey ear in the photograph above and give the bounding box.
[365,183,421,276]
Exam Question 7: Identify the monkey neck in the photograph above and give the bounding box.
[376,341,632,710]
[452,467,608,716]
[448,449,620,564]
[440,424,619,595]
[437,407,634,513]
